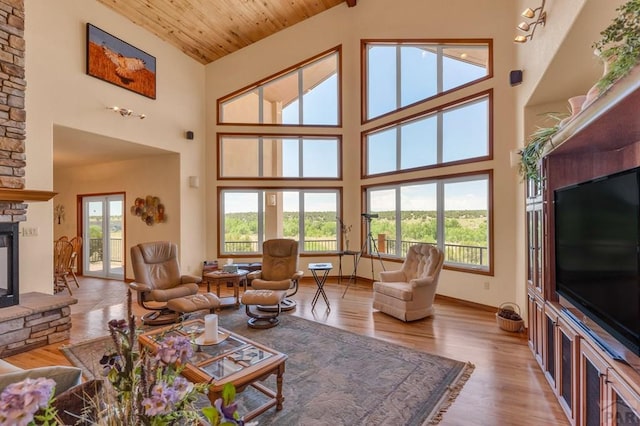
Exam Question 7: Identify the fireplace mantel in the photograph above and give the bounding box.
[0,189,57,202]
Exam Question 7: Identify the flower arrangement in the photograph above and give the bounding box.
[0,290,247,426]
[0,377,58,426]
[96,290,247,425]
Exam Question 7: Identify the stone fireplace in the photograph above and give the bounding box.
[0,0,75,357]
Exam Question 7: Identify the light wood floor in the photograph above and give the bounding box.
[5,276,568,425]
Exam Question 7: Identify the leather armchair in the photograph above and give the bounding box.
[372,243,444,321]
[129,241,201,325]
[247,238,304,311]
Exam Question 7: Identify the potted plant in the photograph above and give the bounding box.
[518,114,564,183]
[592,0,640,91]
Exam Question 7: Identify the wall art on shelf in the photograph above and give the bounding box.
[86,23,156,99]
[131,196,166,226]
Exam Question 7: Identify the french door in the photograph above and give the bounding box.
[81,194,124,279]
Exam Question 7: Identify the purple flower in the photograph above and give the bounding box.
[108,318,127,330]
[0,377,56,426]
[171,376,193,400]
[155,335,193,365]
[141,395,170,416]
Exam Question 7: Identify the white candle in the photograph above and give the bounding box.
[204,314,218,342]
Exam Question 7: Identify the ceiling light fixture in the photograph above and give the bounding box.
[514,0,547,44]
[107,106,146,119]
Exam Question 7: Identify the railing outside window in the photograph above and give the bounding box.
[223,238,486,266]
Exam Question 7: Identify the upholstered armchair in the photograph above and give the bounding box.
[129,241,202,325]
[247,238,304,311]
[372,243,444,321]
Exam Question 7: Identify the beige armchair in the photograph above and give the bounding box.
[129,241,201,325]
[372,243,444,321]
[247,238,304,311]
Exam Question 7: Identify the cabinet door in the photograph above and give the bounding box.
[604,368,640,426]
[544,304,559,391]
[558,317,581,425]
[528,292,544,365]
[579,341,608,426]
[526,202,544,295]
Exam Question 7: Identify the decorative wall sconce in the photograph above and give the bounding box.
[514,0,547,43]
[107,106,146,119]
[54,204,65,225]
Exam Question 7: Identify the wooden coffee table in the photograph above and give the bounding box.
[202,269,249,308]
[138,319,287,421]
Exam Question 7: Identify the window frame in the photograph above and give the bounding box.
[361,38,493,124]
[218,186,344,257]
[217,46,343,127]
[361,170,494,275]
[217,132,343,180]
[361,89,493,179]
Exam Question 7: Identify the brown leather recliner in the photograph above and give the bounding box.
[129,241,201,325]
[247,238,304,311]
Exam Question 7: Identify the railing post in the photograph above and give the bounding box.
[377,234,386,254]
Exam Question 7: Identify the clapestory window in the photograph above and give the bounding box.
[218,47,341,126]
[363,39,491,122]
[218,134,340,179]
[364,91,491,177]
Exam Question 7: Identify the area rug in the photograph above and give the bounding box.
[61,311,474,425]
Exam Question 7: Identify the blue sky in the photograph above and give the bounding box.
[225,45,488,213]
[88,24,156,73]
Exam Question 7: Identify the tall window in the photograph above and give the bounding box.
[364,172,491,272]
[364,91,491,176]
[363,40,491,122]
[220,188,341,255]
[218,134,340,179]
[218,47,341,126]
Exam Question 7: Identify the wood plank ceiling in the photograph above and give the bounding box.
[97,0,357,64]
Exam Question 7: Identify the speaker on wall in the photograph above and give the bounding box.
[510,70,523,86]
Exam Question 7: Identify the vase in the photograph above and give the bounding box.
[568,95,587,117]
[582,49,613,110]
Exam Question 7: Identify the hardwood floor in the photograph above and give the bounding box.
[4,276,568,425]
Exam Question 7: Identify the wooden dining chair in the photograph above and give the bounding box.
[68,236,82,287]
[54,239,74,295]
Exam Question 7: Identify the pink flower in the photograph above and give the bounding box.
[0,377,56,426]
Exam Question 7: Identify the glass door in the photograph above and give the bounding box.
[82,194,124,279]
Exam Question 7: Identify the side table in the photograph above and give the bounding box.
[202,269,249,308]
[337,250,359,285]
[308,263,332,310]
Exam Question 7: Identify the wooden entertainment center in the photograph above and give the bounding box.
[527,68,640,425]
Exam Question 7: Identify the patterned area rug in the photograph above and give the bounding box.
[61,310,473,425]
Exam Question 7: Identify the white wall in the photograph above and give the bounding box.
[205,0,523,308]
[23,0,206,293]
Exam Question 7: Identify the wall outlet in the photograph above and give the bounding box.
[21,227,39,237]
[483,281,490,290]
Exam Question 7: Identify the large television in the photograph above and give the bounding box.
[554,167,640,357]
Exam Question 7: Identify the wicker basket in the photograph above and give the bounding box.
[496,302,524,332]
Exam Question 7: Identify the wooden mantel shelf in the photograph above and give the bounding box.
[0,188,57,202]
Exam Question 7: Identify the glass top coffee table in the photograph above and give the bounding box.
[138,318,287,421]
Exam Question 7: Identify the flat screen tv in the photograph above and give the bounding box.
[554,167,640,357]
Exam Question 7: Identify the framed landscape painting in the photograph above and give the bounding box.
[86,23,156,99]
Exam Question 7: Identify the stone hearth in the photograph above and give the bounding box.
[0,292,77,357]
